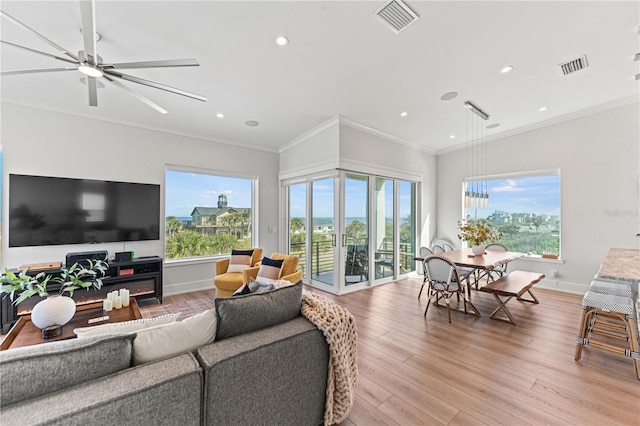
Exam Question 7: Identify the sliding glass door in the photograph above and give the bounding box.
[311,178,336,287]
[344,174,369,287]
[283,172,418,294]
[374,177,394,281]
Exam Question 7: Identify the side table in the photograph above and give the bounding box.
[0,297,141,351]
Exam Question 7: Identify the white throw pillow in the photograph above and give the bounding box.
[132,308,217,365]
[74,313,180,337]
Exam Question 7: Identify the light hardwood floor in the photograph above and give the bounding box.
[139,278,640,426]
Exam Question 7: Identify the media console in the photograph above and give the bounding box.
[1,256,163,333]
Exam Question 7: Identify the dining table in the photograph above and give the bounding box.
[415,248,526,297]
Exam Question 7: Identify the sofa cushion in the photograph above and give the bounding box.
[131,308,217,365]
[73,312,180,337]
[214,281,302,341]
[226,249,255,273]
[256,256,284,283]
[0,333,135,408]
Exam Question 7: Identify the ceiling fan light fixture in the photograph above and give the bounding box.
[78,63,103,78]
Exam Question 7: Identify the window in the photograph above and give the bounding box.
[463,171,560,256]
[165,169,254,260]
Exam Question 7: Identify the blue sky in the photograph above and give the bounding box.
[165,171,252,217]
[469,174,561,219]
[165,171,556,222]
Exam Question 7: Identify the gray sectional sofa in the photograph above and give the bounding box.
[0,282,331,426]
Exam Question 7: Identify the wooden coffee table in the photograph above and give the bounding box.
[0,298,141,351]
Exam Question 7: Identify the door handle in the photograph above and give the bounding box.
[332,234,337,247]
[342,234,347,247]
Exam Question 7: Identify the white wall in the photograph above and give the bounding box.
[436,102,640,294]
[279,120,437,251]
[1,103,280,296]
[279,121,340,178]
[338,124,437,248]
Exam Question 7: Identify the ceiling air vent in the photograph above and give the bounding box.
[375,0,419,34]
[559,55,589,75]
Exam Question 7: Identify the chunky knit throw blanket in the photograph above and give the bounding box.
[301,291,358,425]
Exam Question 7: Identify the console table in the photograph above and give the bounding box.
[1,256,163,333]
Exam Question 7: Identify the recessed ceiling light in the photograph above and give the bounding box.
[449,135,455,139]
[487,123,500,129]
[216,113,224,118]
[634,53,640,61]
[400,111,408,117]
[539,106,547,112]
[440,91,458,101]
[245,120,260,127]
[276,35,289,46]
[500,65,513,74]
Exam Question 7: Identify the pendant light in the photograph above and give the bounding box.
[464,101,490,209]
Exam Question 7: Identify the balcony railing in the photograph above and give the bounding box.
[290,239,415,278]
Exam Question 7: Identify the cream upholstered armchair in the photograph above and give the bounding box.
[214,248,263,297]
[244,253,303,285]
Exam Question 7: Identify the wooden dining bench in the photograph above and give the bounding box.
[479,271,545,325]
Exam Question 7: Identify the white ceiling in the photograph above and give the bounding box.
[1,1,638,154]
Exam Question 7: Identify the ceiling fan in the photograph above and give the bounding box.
[0,0,207,114]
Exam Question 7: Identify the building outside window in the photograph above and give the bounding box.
[165,169,254,260]
[463,170,560,256]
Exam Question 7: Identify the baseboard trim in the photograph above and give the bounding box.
[536,278,587,295]
[163,279,212,297]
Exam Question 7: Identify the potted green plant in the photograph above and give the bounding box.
[457,218,503,256]
[0,259,108,335]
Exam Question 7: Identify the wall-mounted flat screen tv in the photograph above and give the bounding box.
[9,174,160,247]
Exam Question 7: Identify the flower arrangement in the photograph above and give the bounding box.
[457,218,503,246]
[0,259,108,305]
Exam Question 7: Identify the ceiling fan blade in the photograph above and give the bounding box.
[79,0,98,64]
[87,76,98,106]
[1,41,79,65]
[103,74,168,114]
[104,70,207,102]
[0,10,79,62]
[1,67,77,76]
[102,59,200,70]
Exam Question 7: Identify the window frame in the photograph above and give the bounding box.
[164,164,258,263]
[461,168,561,258]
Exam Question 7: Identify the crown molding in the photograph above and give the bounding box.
[2,101,280,154]
[436,95,640,156]
[338,117,437,155]
[279,115,340,153]
[279,114,437,155]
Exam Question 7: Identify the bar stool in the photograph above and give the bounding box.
[574,291,640,380]
[589,279,633,298]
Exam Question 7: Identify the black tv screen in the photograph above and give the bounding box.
[9,174,160,247]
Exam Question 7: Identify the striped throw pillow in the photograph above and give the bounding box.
[226,249,255,273]
[256,256,284,283]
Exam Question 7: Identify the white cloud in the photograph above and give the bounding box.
[492,180,524,193]
[202,190,217,198]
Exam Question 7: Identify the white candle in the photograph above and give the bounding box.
[104,299,113,312]
[121,289,130,306]
[107,291,116,302]
[114,295,122,309]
